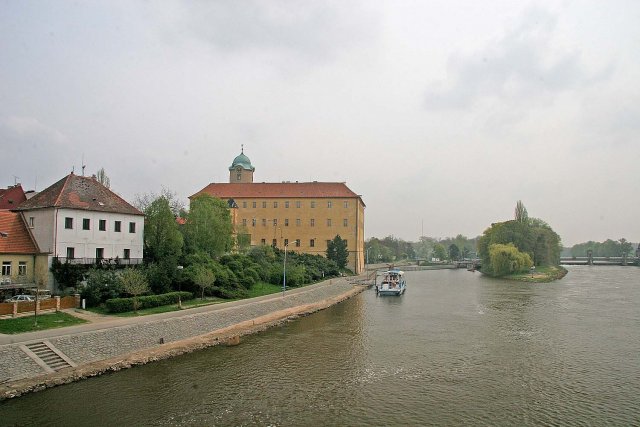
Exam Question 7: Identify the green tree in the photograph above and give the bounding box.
[433,243,447,261]
[119,268,150,312]
[183,195,233,257]
[192,266,216,300]
[144,196,184,264]
[448,244,460,261]
[515,200,528,224]
[327,235,348,269]
[488,243,533,276]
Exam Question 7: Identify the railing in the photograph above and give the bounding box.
[54,257,144,266]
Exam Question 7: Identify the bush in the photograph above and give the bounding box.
[81,269,122,307]
[105,291,193,313]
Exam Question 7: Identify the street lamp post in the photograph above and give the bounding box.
[177,265,184,309]
[366,247,371,265]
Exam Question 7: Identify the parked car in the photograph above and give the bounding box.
[4,294,34,303]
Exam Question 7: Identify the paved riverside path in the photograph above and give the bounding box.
[0,278,364,386]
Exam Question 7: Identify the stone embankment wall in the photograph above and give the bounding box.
[1,279,365,400]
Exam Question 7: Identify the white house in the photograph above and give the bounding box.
[15,173,144,287]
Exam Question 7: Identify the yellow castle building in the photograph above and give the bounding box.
[191,149,366,273]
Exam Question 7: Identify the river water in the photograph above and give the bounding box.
[1,266,639,426]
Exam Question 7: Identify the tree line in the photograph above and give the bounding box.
[570,238,635,258]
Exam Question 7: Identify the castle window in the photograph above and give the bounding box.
[296,201,301,208]
[296,218,301,226]
[123,249,130,259]
[273,201,278,208]
[262,218,267,226]
[273,219,277,227]
[28,217,35,227]
[261,239,266,245]
[83,218,90,230]
[310,201,315,208]
[242,219,247,227]
[66,247,75,259]
[129,222,136,233]
[295,239,301,247]
[284,238,289,246]
[285,219,289,227]
[99,219,106,231]
[344,201,349,208]
[285,201,290,208]
[327,201,332,208]
[310,219,315,227]
[253,201,257,208]
[115,221,121,232]
[237,172,242,181]
[327,219,332,226]
[310,239,315,247]
[65,217,73,229]
[242,201,247,208]
[263,201,267,208]
[343,219,348,227]
[272,239,277,247]
[252,218,256,227]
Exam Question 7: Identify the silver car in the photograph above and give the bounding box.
[4,294,34,303]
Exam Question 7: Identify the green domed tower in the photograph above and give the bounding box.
[229,146,255,183]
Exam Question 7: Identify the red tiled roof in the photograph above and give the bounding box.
[0,211,40,254]
[0,185,27,210]
[191,182,364,204]
[16,174,143,216]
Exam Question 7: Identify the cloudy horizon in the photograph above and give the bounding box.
[2,1,639,247]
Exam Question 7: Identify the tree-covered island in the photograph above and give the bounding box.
[477,201,567,282]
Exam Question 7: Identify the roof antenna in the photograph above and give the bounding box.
[72,166,75,174]
[81,153,86,176]
[13,175,19,186]
[241,144,244,154]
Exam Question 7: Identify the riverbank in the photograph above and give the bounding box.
[494,265,568,283]
[0,278,366,401]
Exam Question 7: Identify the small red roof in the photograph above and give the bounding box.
[16,174,143,216]
[0,211,40,254]
[191,182,364,205]
[0,185,27,210]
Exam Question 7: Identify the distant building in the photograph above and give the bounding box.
[0,184,27,210]
[0,210,49,294]
[191,150,365,273]
[15,173,144,287]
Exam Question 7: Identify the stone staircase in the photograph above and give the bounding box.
[20,340,76,373]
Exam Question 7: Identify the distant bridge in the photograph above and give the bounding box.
[560,256,639,266]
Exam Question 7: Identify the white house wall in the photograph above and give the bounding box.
[54,209,144,260]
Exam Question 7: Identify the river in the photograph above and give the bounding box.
[1,266,639,426]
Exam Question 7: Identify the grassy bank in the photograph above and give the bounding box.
[505,265,568,283]
[0,312,87,334]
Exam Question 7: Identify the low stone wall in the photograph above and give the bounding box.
[0,280,365,400]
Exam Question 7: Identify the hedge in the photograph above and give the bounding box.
[105,291,194,313]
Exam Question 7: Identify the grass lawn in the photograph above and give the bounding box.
[0,312,87,334]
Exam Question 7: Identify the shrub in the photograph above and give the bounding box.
[105,291,193,313]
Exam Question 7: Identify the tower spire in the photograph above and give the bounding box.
[241,144,244,154]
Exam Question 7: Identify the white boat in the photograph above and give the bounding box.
[375,269,406,296]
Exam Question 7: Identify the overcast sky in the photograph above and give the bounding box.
[2,1,639,246]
